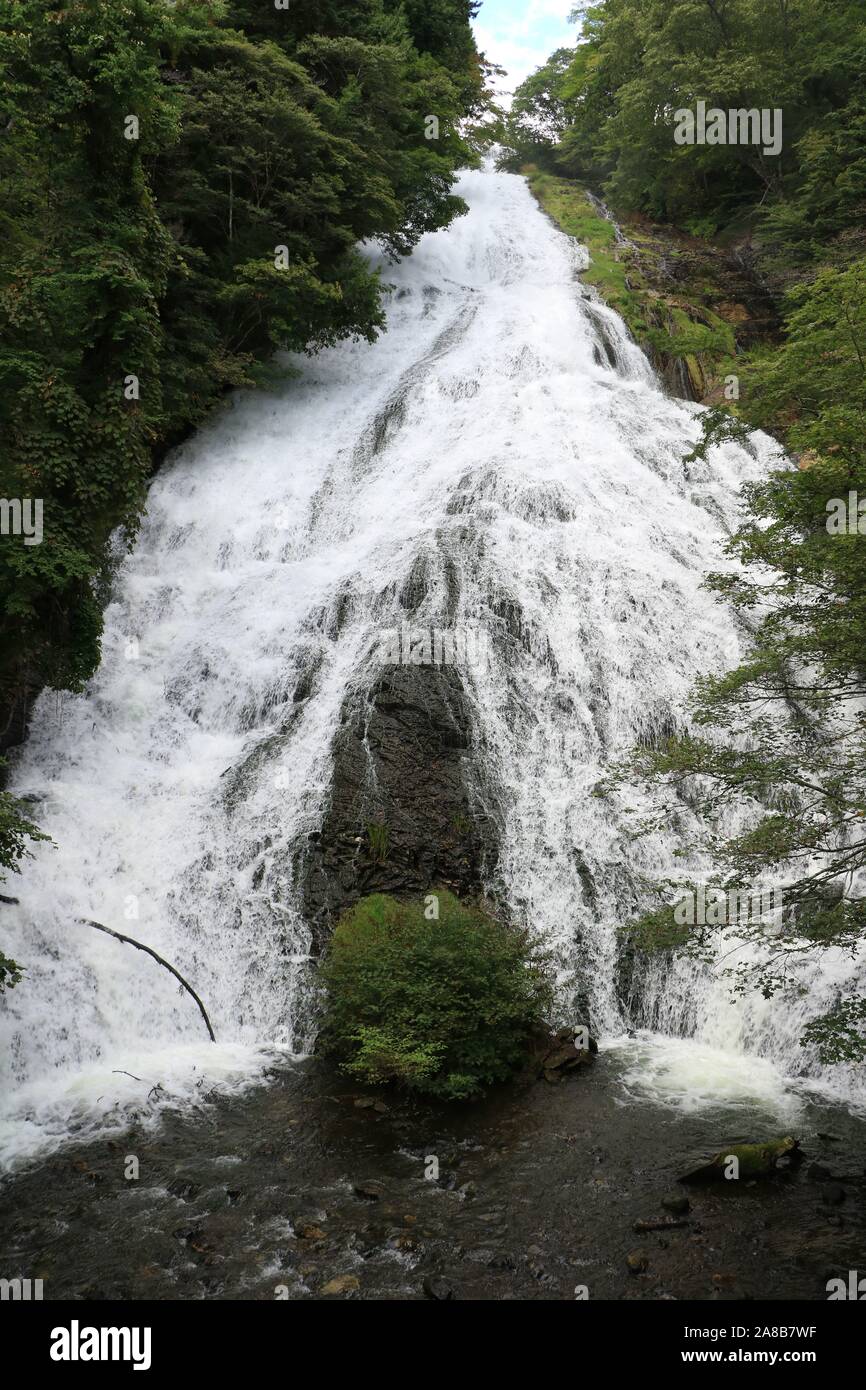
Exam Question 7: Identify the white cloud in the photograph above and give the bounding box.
[474,0,578,99]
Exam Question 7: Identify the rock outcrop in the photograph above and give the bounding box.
[300,661,497,952]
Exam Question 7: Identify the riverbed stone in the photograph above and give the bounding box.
[320,1274,360,1295]
[423,1274,456,1300]
[661,1192,690,1215]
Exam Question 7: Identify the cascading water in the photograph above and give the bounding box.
[0,166,860,1169]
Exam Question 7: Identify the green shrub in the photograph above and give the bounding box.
[0,763,50,992]
[0,951,23,993]
[319,891,551,1101]
[365,821,390,864]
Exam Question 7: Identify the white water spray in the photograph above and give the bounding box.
[0,168,859,1167]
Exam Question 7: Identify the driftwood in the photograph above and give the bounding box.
[78,918,216,1042]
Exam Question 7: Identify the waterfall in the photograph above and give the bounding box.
[0,166,860,1168]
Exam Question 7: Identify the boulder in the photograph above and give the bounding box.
[320,1274,360,1296]
[423,1275,457,1301]
[679,1137,800,1184]
[539,1027,598,1083]
[661,1192,690,1215]
[353,1181,384,1202]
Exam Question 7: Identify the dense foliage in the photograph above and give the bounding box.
[625,264,866,1061]
[319,891,551,1100]
[503,0,866,255]
[0,0,485,727]
[0,756,49,990]
[505,2,866,1059]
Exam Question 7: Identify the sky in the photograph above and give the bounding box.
[472,0,580,100]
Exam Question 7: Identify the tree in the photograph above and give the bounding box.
[319,891,552,1099]
[500,47,576,169]
[623,262,866,1061]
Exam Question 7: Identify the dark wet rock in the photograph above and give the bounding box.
[167,1180,201,1202]
[320,1274,359,1296]
[174,1227,216,1259]
[821,1184,846,1206]
[538,1026,597,1083]
[465,1247,496,1264]
[353,1096,388,1112]
[390,1231,421,1253]
[661,1192,690,1215]
[436,1169,460,1191]
[353,1181,384,1202]
[353,1223,390,1256]
[296,1223,327,1241]
[0,680,37,760]
[300,662,498,952]
[423,1274,456,1300]
[549,1024,600,1055]
[633,1216,689,1233]
[808,1162,833,1181]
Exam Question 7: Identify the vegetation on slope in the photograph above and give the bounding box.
[525,168,742,398]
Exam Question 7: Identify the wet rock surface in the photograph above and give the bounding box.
[301,661,497,951]
[1,1052,863,1302]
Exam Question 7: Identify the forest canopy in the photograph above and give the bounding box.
[0,0,488,736]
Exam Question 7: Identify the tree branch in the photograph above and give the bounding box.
[78,918,216,1042]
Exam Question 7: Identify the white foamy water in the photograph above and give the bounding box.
[609,1033,804,1123]
[0,167,860,1168]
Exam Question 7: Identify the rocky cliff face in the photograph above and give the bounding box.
[300,661,498,952]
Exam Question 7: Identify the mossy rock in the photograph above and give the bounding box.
[680,1137,800,1183]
